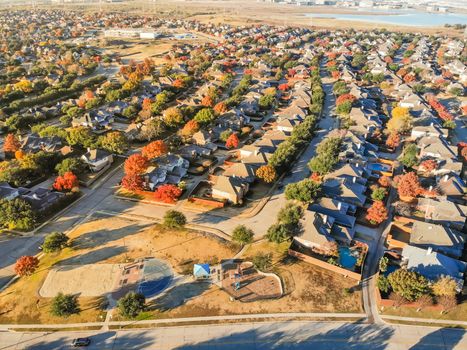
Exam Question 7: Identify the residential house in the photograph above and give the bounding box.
[211,175,249,204]
[81,149,114,172]
[402,245,466,292]
[222,163,256,183]
[416,197,467,231]
[20,134,62,153]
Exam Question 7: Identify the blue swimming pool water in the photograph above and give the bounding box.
[369,163,391,172]
[338,247,358,269]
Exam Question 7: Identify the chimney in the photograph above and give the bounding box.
[426,247,433,255]
[355,163,359,168]
[443,175,449,182]
[337,201,342,210]
[353,176,356,183]
[429,185,433,192]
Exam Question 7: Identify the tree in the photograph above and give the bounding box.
[225,133,239,149]
[277,202,303,226]
[201,95,214,108]
[51,292,80,317]
[121,174,144,191]
[366,201,388,225]
[42,232,69,253]
[214,101,227,114]
[387,107,413,134]
[0,198,36,230]
[154,184,182,203]
[432,276,457,297]
[117,292,146,318]
[387,269,429,302]
[252,253,272,271]
[14,256,39,276]
[284,179,322,203]
[180,120,199,137]
[378,176,391,188]
[232,225,254,245]
[377,275,390,294]
[438,295,457,311]
[386,132,400,149]
[336,100,352,115]
[379,256,389,272]
[140,119,166,141]
[266,223,291,243]
[55,158,86,176]
[419,159,437,173]
[98,131,128,155]
[399,143,418,168]
[124,154,148,175]
[371,186,387,201]
[66,126,95,148]
[163,107,184,127]
[396,172,421,198]
[3,133,21,153]
[193,108,216,125]
[53,172,79,192]
[163,210,186,228]
[256,165,277,183]
[141,140,167,159]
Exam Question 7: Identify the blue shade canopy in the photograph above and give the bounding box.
[193,264,210,278]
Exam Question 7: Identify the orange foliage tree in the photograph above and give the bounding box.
[256,165,277,183]
[366,201,388,225]
[53,172,79,192]
[396,172,421,198]
[121,174,144,191]
[142,97,152,111]
[181,120,199,136]
[386,132,400,149]
[202,95,214,108]
[154,184,182,203]
[141,140,168,159]
[214,101,228,114]
[419,159,437,172]
[124,154,149,175]
[15,256,39,276]
[3,133,21,153]
[378,176,391,188]
[225,133,239,149]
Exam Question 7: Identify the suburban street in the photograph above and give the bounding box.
[1,321,466,349]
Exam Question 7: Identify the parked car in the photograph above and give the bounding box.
[72,338,91,347]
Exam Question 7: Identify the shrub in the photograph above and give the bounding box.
[42,232,69,253]
[163,210,187,228]
[51,292,80,317]
[432,276,457,297]
[14,255,39,276]
[232,225,254,245]
[117,292,146,318]
[252,253,272,271]
[387,269,429,302]
[377,275,390,293]
[154,184,182,203]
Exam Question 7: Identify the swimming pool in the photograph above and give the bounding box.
[368,163,391,172]
[338,247,359,269]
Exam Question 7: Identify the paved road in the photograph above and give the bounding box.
[1,321,466,350]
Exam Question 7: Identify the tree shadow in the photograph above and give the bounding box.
[70,222,150,250]
[57,245,128,265]
[408,327,466,350]
[149,281,211,311]
[172,321,396,349]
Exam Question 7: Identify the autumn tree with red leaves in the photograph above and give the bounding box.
[225,133,239,149]
[386,132,401,149]
[142,97,152,111]
[366,201,388,225]
[419,159,437,172]
[141,140,167,159]
[214,101,228,114]
[3,133,21,153]
[154,184,182,203]
[121,174,144,191]
[396,172,422,199]
[15,256,39,276]
[180,120,200,137]
[336,93,356,106]
[378,176,391,188]
[53,172,79,192]
[201,95,214,108]
[124,154,149,175]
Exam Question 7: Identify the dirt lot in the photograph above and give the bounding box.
[0,213,237,324]
[381,302,467,322]
[137,240,362,320]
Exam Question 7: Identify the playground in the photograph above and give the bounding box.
[218,260,283,302]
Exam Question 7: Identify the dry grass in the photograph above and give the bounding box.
[0,214,236,324]
[381,302,467,322]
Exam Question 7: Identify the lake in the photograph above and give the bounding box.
[305,10,467,27]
